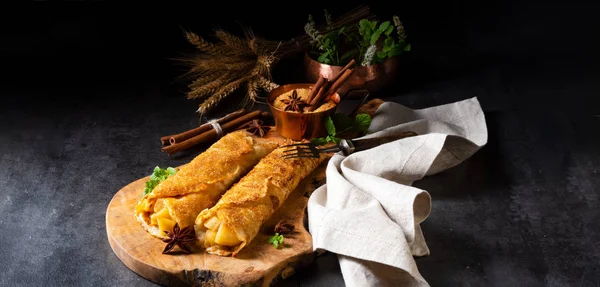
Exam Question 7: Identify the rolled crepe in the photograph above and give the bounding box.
[195,143,326,256]
[135,130,278,239]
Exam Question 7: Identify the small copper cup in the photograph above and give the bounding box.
[268,83,341,141]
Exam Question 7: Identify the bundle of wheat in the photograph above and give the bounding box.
[179,5,373,116]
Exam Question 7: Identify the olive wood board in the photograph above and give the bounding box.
[105,99,384,287]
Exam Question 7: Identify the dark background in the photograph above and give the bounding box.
[1,1,599,286]
[3,1,598,94]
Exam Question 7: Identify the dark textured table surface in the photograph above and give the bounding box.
[1,2,599,287]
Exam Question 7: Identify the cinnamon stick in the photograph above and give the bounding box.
[326,68,354,95]
[307,85,328,108]
[161,110,264,155]
[161,109,246,146]
[160,136,171,146]
[306,76,327,104]
[328,59,356,85]
[306,69,354,112]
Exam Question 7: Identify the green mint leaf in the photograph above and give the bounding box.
[404,43,411,51]
[359,20,374,42]
[324,116,336,136]
[325,135,332,143]
[354,113,372,132]
[331,113,354,132]
[384,37,394,48]
[318,53,331,64]
[370,30,382,45]
[269,233,284,249]
[311,137,328,146]
[378,21,390,33]
[318,50,333,64]
[369,20,377,30]
[167,167,177,176]
[377,51,387,59]
[387,45,403,57]
[359,19,370,30]
[338,26,345,34]
[384,25,394,36]
[331,136,341,144]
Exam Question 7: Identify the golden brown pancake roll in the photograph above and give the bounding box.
[195,143,326,256]
[135,130,278,239]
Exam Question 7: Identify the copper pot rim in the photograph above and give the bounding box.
[303,51,399,70]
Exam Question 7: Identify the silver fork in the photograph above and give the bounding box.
[280,131,418,159]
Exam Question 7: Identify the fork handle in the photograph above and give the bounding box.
[341,131,418,156]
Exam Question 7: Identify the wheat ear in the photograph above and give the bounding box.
[248,79,267,103]
[187,74,230,99]
[255,76,280,92]
[197,76,250,115]
[215,30,251,51]
[185,31,224,55]
[188,73,224,89]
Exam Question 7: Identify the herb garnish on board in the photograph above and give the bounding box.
[268,233,285,249]
[143,166,177,196]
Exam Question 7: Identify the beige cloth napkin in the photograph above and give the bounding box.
[307,97,488,286]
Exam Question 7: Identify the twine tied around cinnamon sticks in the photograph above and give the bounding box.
[304,59,356,112]
[206,119,224,138]
[160,109,270,155]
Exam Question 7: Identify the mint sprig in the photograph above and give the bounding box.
[306,13,410,66]
[354,114,372,132]
[268,233,284,249]
[311,113,372,146]
[143,166,177,196]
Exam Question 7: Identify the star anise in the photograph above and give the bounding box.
[280,90,306,112]
[274,220,295,235]
[246,119,271,137]
[162,223,196,254]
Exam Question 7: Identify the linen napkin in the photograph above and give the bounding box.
[307,97,488,286]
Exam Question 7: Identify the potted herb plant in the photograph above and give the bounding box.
[303,11,411,95]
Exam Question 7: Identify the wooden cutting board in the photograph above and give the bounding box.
[105,99,384,286]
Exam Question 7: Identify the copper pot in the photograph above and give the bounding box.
[304,52,400,96]
[268,83,341,141]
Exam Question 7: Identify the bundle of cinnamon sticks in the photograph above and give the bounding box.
[160,109,270,155]
[304,59,356,112]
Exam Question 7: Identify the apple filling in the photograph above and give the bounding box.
[149,199,176,234]
[201,216,241,247]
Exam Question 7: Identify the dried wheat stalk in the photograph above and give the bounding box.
[179,5,372,116]
[197,75,251,114]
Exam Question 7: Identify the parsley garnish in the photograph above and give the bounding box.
[143,166,177,196]
[268,233,284,249]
